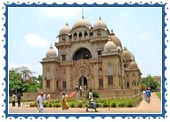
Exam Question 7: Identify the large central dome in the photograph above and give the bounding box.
[72,16,91,29]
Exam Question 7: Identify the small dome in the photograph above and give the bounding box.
[93,17,107,30]
[110,30,122,48]
[116,46,122,52]
[72,16,91,29]
[122,47,132,60]
[59,23,71,35]
[46,46,57,57]
[104,40,116,52]
[128,60,138,69]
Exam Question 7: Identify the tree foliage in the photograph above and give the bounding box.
[141,75,160,91]
[9,66,43,95]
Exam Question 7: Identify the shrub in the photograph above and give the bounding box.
[118,102,125,107]
[30,101,37,107]
[78,103,83,108]
[111,102,116,107]
[126,100,134,107]
[70,103,75,108]
[103,102,109,107]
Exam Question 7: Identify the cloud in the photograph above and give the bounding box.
[40,7,91,18]
[24,33,49,47]
[140,32,149,40]
[120,11,131,17]
[9,62,33,70]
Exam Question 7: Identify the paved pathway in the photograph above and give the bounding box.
[9,93,161,113]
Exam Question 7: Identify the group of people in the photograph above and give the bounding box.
[36,89,98,113]
[143,87,151,103]
[11,92,22,107]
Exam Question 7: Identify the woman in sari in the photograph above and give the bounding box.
[61,93,69,110]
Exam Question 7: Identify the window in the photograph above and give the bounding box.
[108,76,113,85]
[62,37,66,41]
[69,35,72,40]
[132,81,136,86]
[99,67,102,71]
[63,81,66,88]
[56,80,59,88]
[46,80,50,88]
[62,55,66,61]
[79,32,82,39]
[133,74,135,77]
[74,33,77,40]
[84,31,88,38]
[97,31,101,36]
[97,50,102,56]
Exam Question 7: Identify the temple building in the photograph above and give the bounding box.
[41,16,142,97]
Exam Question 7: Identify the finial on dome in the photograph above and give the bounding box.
[124,47,127,50]
[82,8,84,19]
[99,16,102,20]
[110,29,115,35]
[50,44,53,49]
[65,22,69,26]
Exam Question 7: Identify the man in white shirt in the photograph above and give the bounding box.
[86,89,98,112]
[37,92,44,113]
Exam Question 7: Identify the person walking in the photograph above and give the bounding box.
[17,92,21,107]
[86,89,98,112]
[37,92,44,113]
[145,87,151,103]
[12,92,16,107]
[61,93,69,110]
[79,85,82,97]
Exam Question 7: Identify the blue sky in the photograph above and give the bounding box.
[8,7,162,77]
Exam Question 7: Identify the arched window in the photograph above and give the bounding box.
[73,48,92,61]
[84,31,88,38]
[79,32,82,39]
[74,33,77,40]
[97,31,101,36]
[90,32,93,37]
[69,34,72,41]
[62,36,66,41]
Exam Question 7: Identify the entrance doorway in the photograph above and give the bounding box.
[79,77,88,90]
[99,79,103,90]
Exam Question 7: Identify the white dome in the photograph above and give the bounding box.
[116,46,122,52]
[122,47,133,60]
[72,17,91,29]
[128,60,138,69]
[46,46,57,57]
[104,40,116,52]
[93,17,107,30]
[59,23,71,35]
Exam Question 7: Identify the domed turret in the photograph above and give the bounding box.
[110,30,122,48]
[122,47,132,60]
[59,23,71,35]
[46,46,57,57]
[128,60,138,69]
[93,17,107,31]
[104,40,116,52]
[116,46,122,52]
[72,16,91,29]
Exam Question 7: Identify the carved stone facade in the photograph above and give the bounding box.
[41,17,141,95]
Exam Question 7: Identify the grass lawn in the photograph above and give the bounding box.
[156,92,161,100]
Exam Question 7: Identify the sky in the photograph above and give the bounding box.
[8,6,162,77]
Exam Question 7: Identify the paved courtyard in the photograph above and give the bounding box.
[9,93,161,113]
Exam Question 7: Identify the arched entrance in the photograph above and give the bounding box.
[79,76,88,90]
[73,48,92,61]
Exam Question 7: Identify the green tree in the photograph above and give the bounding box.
[9,66,43,94]
[142,75,160,91]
